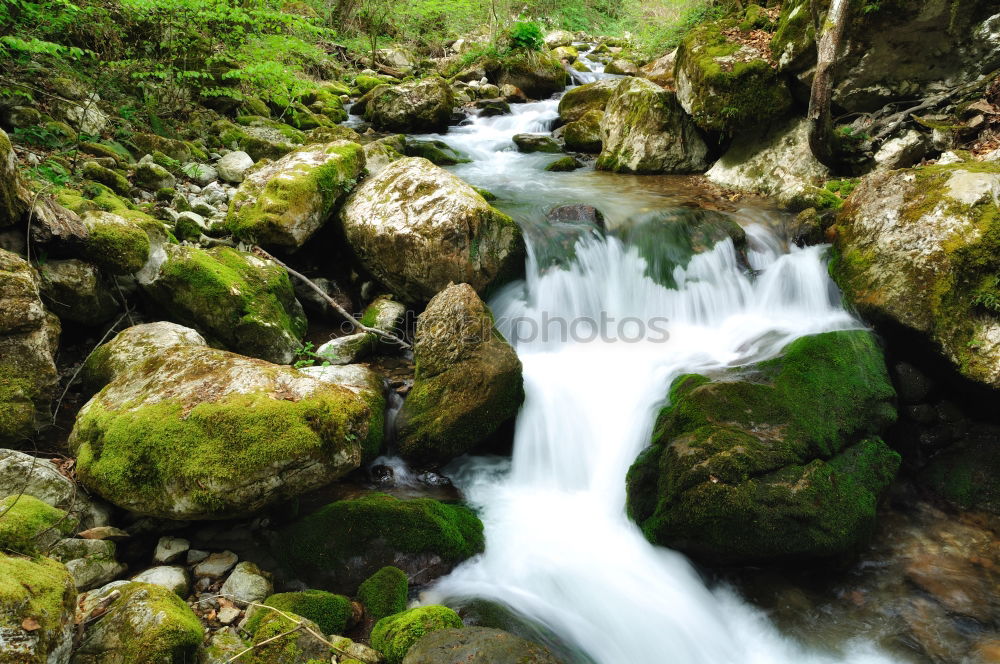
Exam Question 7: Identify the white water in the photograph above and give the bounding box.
[415,74,898,664]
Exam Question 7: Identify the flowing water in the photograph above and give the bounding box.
[410,56,900,664]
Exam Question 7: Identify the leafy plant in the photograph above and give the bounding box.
[293,341,331,369]
[507,20,544,51]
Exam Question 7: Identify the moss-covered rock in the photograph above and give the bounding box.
[39,259,120,327]
[674,19,792,134]
[0,249,60,447]
[358,566,408,622]
[81,162,131,196]
[364,135,407,176]
[246,590,353,635]
[544,156,582,172]
[0,449,111,531]
[512,134,561,153]
[227,140,365,250]
[396,284,523,463]
[355,74,394,94]
[133,162,176,191]
[562,110,603,153]
[69,323,383,520]
[404,139,469,166]
[278,493,484,592]
[556,79,620,124]
[638,50,676,88]
[340,157,523,304]
[216,117,305,161]
[626,330,900,564]
[490,50,568,100]
[401,627,562,664]
[596,77,708,174]
[0,494,76,555]
[363,76,455,133]
[1,128,27,227]
[831,163,1000,387]
[80,211,152,275]
[131,134,195,163]
[139,244,306,364]
[0,554,76,664]
[371,605,463,664]
[242,610,330,664]
[72,582,202,664]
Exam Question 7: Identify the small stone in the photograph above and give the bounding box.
[182,162,218,186]
[217,151,254,183]
[154,536,190,564]
[219,561,272,605]
[194,551,239,579]
[78,526,129,541]
[217,606,241,625]
[131,565,190,597]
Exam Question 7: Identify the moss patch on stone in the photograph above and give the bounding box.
[247,590,353,636]
[370,605,463,664]
[0,554,75,662]
[82,212,151,275]
[358,566,408,622]
[0,495,75,555]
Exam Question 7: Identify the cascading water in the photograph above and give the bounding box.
[414,76,899,664]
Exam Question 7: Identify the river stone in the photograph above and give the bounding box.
[365,134,407,176]
[138,244,306,364]
[639,49,677,88]
[71,582,202,664]
[597,77,709,174]
[512,134,561,153]
[0,249,60,446]
[51,538,125,591]
[80,211,152,276]
[219,561,272,605]
[626,330,900,564]
[130,567,190,596]
[403,627,562,664]
[227,140,365,250]
[363,76,455,133]
[491,50,567,99]
[563,110,603,153]
[831,163,1000,388]
[372,606,464,664]
[39,259,119,326]
[216,151,254,183]
[396,284,523,463]
[340,157,523,304]
[557,79,620,123]
[0,554,76,664]
[69,323,384,520]
[706,117,830,209]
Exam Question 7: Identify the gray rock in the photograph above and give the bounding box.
[131,566,190,596]
[402,627,561,664]
[199,631,244,664]
[0,449,110,529]
[153,536,190,564]
[874,130,931,171]
[193,551,239,579]
[183,162,218,186]
[39,259,120,326]
[219,561,272,605]
[52,538,126,591]
[186,549,210,564]
[216,151,254,183]
[133,162,176,191]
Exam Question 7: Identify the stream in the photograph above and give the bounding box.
[402,48,899,664]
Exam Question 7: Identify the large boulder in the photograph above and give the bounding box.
[39,259,120,326]
[639,50,676,88]
[0,554,76,664]
[372,606,463,664]
[340,158,523,304]
[69,322,384,520]
[674,20,792,133]
[556,79,620,124]
[0,494,76,555]
[489,51,568,99]
[562,110,603,153]
[831,163,1000,387]
[705,117,831,210]
[363,76,455,133]
[227,140,365,250]
[396,284,523,463]
[245,590,352,635]
[71,582,202,664]
[139,245,307,364]
[80,212,152,276]
[0,249,59,446]
[403,627,562,664]
[596,78,709,174]
[626,330,900,564]
[278,493,484,592]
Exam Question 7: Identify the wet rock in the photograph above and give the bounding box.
[364,76,455,133]
[404,139,469,166]
[372,605,463,664]
[557,79,620,124]
[69,323,383,520]
[512,134,561,153]
[545,156,582,172]
[227,140,365,250]
[597,77,708,174]
[562,110,603,153]
[403,627,562,664]
[39,259,120,326]
[130,566,190,597]
[0,554,76,664]
[216,151,254,183]
[546,205,605,228]
[396,284,523,463]
[340,157,523,304]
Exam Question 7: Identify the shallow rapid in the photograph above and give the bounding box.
[417,66,899,664]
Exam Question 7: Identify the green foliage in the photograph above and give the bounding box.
[507,21,544,51]
[358,566,409,621]
[371,605,464,664]
[246,590,353,636]
[293,341,331,369]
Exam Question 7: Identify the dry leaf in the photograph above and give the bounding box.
[21,617,41,631]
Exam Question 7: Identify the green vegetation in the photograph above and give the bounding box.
[371,605,464,664]
[0,554,76,662]
[358,566,409,621]
[0,495,75,555]
[247,590,353,635]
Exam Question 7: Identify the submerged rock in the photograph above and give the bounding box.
[626,330,899,564]
[396,283,523,463]
[596,78,708,174]
[363,76,455,133]
[340,157,523,304]
[403,627,563,664]
[69,323,384,520]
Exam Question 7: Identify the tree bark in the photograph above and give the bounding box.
[807,0,851,169]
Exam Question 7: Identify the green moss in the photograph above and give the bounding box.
[0,364,38,445]
[0,554,75,661]
[404,140,470,166]
[0,495,75,555]
[358,566,408,621]
[279,494,484,585]
[472,186,497,201]
[81,161,131,196]
[370,605,463,664]
[770,0,815,62]
[103,583,203,664]
[355,75,391,94]
[82,213,151,275]
[246,590,352,635]
[545,156,582,172]
[244,611,330,664]
[677,19,792,133]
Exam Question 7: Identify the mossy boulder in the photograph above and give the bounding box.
[596,77,708,174]
[80,211,152,275]
[0,449,111,530]
[133,162,175,191]
[1,128,28,227]
[512,134,561,154]
[0,494,76,555]
[371,605,463,664]
[396,284,523,463]
[131,134,194,163]
[626,330,900,564]
[490,50,568,100]
[139,244,307,364]
[340,157,523,304]
[359,566,408,622]
[227,140,365,250]
[69,322,383,520]
[278,493,484,592]
[556,79,620,124]
[363,76,455,133]
[404,139,469,166]
[0,554,76,664]
[216,117,305,161]
[246,590,353,635]
[402,627,563,664]
[39,259,120,326]
[72,582,202,664]
[0,249,60,447]
[674,20,792,134]
[562,110,603,153]
[831,163,1000,387]
[544,156,582,172]
[242,611,331,664]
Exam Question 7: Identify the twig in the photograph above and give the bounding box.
[225,624,304,663]
[250,245,411,349]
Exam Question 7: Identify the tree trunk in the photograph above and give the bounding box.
[807,0,851,169]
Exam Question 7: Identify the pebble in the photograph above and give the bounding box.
[217,606,241,625]
[194,551,239,578]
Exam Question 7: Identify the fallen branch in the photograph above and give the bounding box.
[251,245,411,350]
